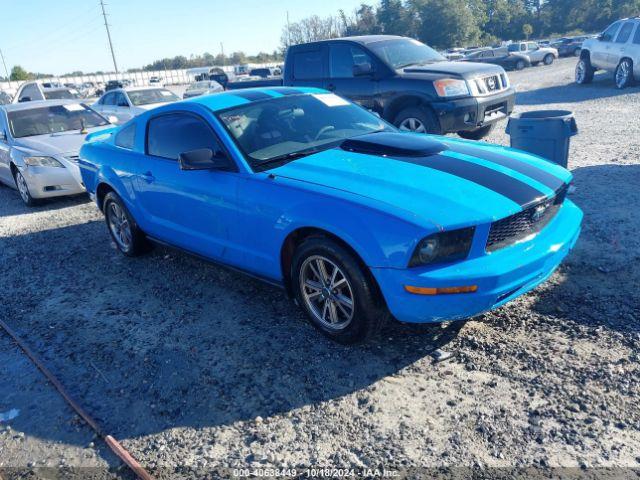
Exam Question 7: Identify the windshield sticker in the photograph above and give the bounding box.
[312,94,350,107]
[160,90,172,96]
[63,104,85,112]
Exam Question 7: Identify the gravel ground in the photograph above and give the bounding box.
[1,57,639,479]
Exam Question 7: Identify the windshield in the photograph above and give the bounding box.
[127,88,179,106]
[368,38,445,69]
[44,89,80,100]
[8,104,109,138]
[217,93,392,171]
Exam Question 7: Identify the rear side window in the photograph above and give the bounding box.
[293,50,323,79]
[147,113,222,160]
[115,123,136,149]
[616,22,634,43]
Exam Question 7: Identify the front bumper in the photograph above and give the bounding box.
[371,200,582,324]
[21,163,85,199]
[432,87,516,133]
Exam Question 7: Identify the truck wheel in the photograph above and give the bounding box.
[394,106,442,134]
[103,192,149,257]
[614,59,634,89]
[292,236,386,344]
[458,124,494,140]
[543,54,554,65]
[575,58,594,84]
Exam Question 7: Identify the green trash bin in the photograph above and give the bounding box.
[506,110,578,168]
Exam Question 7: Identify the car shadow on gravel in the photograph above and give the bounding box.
[531,163,640,334]
[517,74,640,105]
[0,187,91,217]
[1,218,464,447]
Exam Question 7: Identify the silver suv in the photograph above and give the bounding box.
[577,17,640,88]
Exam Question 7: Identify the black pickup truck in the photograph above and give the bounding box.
[227,35,516,139]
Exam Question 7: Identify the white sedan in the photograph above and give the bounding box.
[92,87,180,124]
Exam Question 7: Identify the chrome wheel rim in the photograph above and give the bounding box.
[616,61,630,87]
[576,62,586,83]
[107,202,132,250]
[300,255,354,330]
[15,172,30,203]
[399,117,427,133]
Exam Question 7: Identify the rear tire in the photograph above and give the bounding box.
[515,59,526,71]
[543,54,554,65]
[614,58,634,89]
[575,57,595,84]
[292,237,386,344]
[458,124,494,140]
[393,106,442,135]
[103,191,149,257]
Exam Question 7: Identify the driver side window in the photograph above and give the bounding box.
[147,113,225,161]
[602,22,621,42]
[329,45,372,78]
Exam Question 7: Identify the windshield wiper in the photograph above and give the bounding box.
[255,147,322,169]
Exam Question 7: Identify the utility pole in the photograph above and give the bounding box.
[99,0,118,74]
[286,11,291,47]
[220,42,224,65]
[0,49,9,80]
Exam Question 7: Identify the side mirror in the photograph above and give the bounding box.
[179,148,230,171]
[353,62,373,77]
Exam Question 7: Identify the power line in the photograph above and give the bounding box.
[99,0,118,74]
[0,49,9,79]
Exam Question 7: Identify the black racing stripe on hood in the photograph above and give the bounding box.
[230,90,273,101]
[394,154,547,208]
[447,142,566,192]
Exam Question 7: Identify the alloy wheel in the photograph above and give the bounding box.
[575,61,586,83]
[15,171,30,204]
[107,202,132,251]
[616,60,631,88]
[399,117,427,133]
[299,255,355,330]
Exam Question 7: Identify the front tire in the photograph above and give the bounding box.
[393,106,442,134]
[543,54,554,65]
[458,124,494,140]
[292,237,386,344]
[13,168,37,207]
[615,59,634,89]
[103,192,149,256]
[575,58,594,84]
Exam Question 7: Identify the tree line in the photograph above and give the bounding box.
[282,0,640,50]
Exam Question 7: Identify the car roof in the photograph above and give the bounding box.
[184,86,326,112]
[1,99,87,112]
[298,35,405,47]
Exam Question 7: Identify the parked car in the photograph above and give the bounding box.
[79,87,582,344]
[182,80,224,99]
[92,87,180,124]
[462,49,531,70]
[249,67,280,78]
[507,42,558,65]
[149,76,163,86]
[551,36,589,57]
[0,100,113,205]
[12,81,82,103]
[105,80,124,92]
[279,35,515,139]
[0,91,12,105]
[577,18,640,89]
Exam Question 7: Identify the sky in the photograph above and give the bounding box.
[0,0,369,76]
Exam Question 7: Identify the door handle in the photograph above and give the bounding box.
[142,171,155,183]
[327,83,336,92]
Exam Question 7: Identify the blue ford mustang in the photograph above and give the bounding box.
[79,87,582,344]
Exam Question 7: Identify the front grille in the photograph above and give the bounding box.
[486,185,568,252]
[474,74,508,96]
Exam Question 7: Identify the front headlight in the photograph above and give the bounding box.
[409,227,475,267]
[24,156,65,168]
[433,78,470,97]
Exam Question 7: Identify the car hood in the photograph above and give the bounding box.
[14,125,112,156]
[401,60,504,78]
[269,133,571,230]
